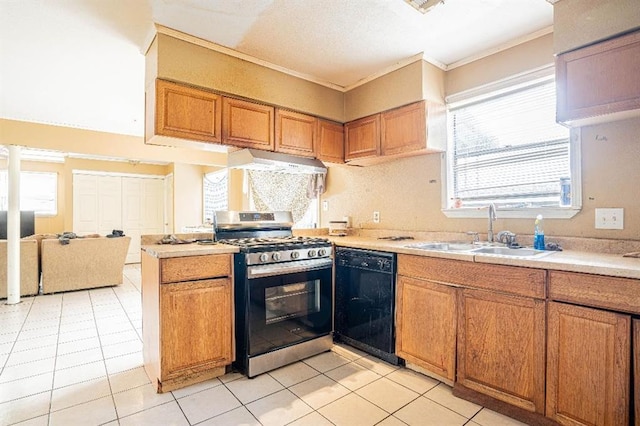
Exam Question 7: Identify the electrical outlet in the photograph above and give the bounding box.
[373,211,380,223]
[322,200,328,211]
[595,208,624,229]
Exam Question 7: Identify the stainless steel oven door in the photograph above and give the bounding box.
[246,258,332,357]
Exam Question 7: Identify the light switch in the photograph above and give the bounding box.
[595,208,624,229]
[322,200,328,211]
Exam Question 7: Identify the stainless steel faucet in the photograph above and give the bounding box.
[487,203,497,243]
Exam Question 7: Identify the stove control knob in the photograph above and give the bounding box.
[291,251,300,259]
[259,253,269,263]
[308,249,317,257]
[318,248,327,257]
[272,252,281,261]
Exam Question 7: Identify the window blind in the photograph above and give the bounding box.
[449,79,570,208]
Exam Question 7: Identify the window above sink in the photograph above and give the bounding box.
[442,66,582,220]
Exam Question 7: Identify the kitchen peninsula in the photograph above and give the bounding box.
[140,242,238,393]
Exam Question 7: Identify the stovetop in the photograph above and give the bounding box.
[219,236,331,253]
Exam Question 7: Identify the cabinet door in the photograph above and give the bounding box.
[396,275,456,381]
[316,119,344,163]
[556,30,640,125]
[546,302,630,426]
[275,109,317,157]
[344,114,380,161]
[156,79,222,143]
[634,319,639,425]
[222,97,274,150]
[381,101,426,156]
[160,278,232,380]
[457,289,546,413]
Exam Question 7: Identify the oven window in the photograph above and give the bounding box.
[265,280,320,324]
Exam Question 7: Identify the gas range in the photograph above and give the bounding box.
[221,236,332,265]
[214,212,332,266]
[213,210,334,378]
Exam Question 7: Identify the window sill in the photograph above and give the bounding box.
[442,207,580,220]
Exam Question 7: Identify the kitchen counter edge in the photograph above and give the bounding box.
[141,243,239,258]
[329,236,640,280]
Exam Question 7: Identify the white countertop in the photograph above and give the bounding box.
[141,243,239,258]
[141,235,640,279]
[329,236,640,280]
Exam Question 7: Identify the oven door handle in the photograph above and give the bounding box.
[247,258,333,279]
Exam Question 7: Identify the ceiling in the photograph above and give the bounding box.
[0,0,553,139]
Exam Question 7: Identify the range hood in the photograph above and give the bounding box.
[227,149,327,175]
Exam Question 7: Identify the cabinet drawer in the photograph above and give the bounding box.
[398,255,545,299]
[161,254,231,284]
[549,270,640,314]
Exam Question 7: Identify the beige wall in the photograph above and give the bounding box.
[172,162,205,231]
[322,32,640,241]
[0,157,169,235]
[553,0,640,54]
[0,119,227,167]
[322,116,640,240]
[344,60,427,121]
[153,34,345,122]
[445,33,554,96]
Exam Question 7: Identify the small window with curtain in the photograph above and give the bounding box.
[203,170,228,223]
[444,69,581,219]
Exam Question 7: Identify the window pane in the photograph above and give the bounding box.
[0,171,57,215]
[449,79,570,208]
[203,170,228,222]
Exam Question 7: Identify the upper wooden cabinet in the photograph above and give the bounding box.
[546,301,630,425]
[316,119,344,164]
[344,114,381,162]
[345,100,446,166]
[222,97,275,150]
[556,30,640,126]
[154,79,222,144]
[381,101,427,156]
[275,109,317,157]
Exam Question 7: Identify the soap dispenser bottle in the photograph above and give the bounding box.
[534,214,545,250]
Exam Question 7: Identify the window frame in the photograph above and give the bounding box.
[202,169,229,223]
[0,170,58,216]
[441,65,582,220]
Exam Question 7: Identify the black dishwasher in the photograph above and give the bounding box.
[334,247,399,365]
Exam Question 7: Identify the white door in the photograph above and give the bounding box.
[97,176,122,235]
[122,176,165,263]
[73,174,99,234]
[74,174,123,236]
[122,177,143,264]
[164,174,174,234]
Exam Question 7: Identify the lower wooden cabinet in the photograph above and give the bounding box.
[457,288,546,414]
[396,275,456,381]
[142,251,233,393]
[160,279,232,383]
[546,301,631,426]
[634,319,640,425]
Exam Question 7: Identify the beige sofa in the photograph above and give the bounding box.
[0,239,40,299]
[41,236,131,294]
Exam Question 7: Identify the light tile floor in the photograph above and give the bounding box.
[0,265,529,426]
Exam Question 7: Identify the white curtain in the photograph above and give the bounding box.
[248,170,312,223]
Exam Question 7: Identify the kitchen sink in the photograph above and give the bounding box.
[406,242,476,251]
[405,242,555,258]
[472,246,553,258]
